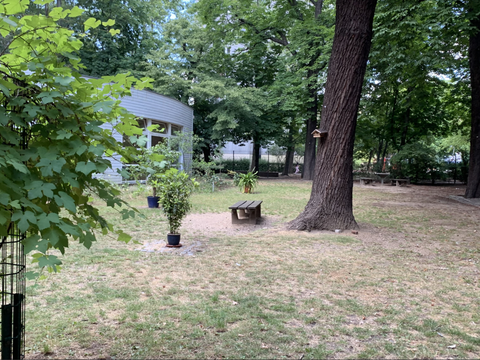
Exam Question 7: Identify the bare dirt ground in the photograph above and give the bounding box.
[136,179,479,257]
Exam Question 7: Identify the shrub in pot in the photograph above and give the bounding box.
[237,171,258,194]
[158,169,198,245]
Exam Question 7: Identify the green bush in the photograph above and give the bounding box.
[390,142,446,183]
[158,170,198,234]
[216,159,299,173]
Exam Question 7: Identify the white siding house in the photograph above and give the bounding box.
[99,88,194,183]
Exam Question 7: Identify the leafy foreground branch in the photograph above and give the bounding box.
[0,0,151,272]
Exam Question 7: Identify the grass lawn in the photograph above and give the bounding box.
[25,178,480,359]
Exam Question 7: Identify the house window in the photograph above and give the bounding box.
[151,136,166,147]
[137,118,147,129]
[171,125,182,135]
[151,120,167,134]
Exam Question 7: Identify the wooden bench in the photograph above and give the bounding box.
[391,179,409,187]
[360,177,374,185]
[229,200,262,224]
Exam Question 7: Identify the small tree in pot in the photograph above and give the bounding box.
[158,169,198,245]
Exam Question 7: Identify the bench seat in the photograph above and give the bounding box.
[360,177,374,185]
[229,200,262,224]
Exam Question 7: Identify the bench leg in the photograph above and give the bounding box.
[249,211,256,224]
[231,209,242,224]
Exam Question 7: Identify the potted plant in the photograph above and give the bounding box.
[158,169,198,245]
[237,171,258,194]
[128,143,181,208]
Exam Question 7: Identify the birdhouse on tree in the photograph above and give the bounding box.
[311,129,328,138]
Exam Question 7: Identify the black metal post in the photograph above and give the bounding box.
[13,294,23,360]
[1,305,12,359]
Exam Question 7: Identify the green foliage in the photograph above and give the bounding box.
[219,158,251,172]
[157,170,198,234]
[237,171,258,194]
[216,159,288,173]
[390,142,444,183]
[227,170,241,188]
[356,0,468,167]
[25,0,177,77]
[124,143,180,197]
[192,160,224,192]
[168,131,202,173]
[0,1,151,270]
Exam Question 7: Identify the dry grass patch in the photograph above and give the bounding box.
[25,180,480,359]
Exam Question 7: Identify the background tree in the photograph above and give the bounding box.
[27,0,174,76]
[194,0,335,179]
[142,13,231,162]
[289,0,377,231]
[355,0,457,172]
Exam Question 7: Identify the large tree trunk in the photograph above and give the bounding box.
[250,141,261,172]
[400,87,412,147]
[466,9,480,198]
[289,0,377,231]
[202,146,211,163]
[283,145,295,175]
[302,72,319,180]
[375,139,383,172]
[366,149,374,172]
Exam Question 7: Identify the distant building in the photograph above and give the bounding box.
[98,88,193,183]
[221,141,269,160]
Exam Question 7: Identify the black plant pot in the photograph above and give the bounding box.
[167,233,181,246]
[147,196,159,208]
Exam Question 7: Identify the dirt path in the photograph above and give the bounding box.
[136,182,479,256]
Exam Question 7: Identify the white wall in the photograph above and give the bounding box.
[99,88,194,183]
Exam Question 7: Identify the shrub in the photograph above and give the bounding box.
[158,170,198,234]
[390,142,445,183]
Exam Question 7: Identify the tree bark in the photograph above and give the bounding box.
[466,9,480,198]
[289,0,377,231]
[366,149,374,172]
[381,140,388,172]
[375,139,383,172]
[250,141,261,172]
[400,87,412,147]
[302,84,318,180]
[202,146,211,163]
[283,145,295,175]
